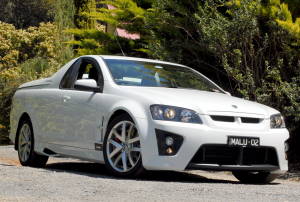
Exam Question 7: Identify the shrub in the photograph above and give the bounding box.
[0,22,72,143]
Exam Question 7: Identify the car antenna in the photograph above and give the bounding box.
[114,29,126,56]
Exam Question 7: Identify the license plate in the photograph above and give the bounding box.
[227,136,260,147]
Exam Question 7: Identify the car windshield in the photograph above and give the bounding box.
[104,59,223,92]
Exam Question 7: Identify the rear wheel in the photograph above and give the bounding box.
[103,114,145,177]
[17,119,48,167]
[232,171,278,184]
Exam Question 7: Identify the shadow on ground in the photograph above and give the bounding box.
[45,161,239,184]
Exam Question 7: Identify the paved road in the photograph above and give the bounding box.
[0,146,300,202]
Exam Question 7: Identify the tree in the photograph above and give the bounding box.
[67,0,148,56]
[283,0,300,18]
[0,0,55,28]
[259,0,300,45]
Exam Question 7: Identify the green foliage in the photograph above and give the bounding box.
[282,0,300,18]
[0,0,55,29]
[67,0,147,56]
[0,22,61,70]
[88,0,145,30]
[55,0,76,32]
[74,0,95,28]
[259,0,300,45]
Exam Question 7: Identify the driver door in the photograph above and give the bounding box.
[59,57,104,150]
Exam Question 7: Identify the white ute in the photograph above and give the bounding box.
[10,55,289,183]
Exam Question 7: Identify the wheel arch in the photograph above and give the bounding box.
[15,112,32,150]
[105,107,140,134]
[104,102,148,140]
[104,99,148,131]
[107,109,132,125]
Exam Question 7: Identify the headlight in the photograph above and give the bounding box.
[270,114,286,128]
[150,105,202,124]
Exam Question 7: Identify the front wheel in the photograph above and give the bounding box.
[17,119,48,167]
[232,171,278,184]
[103,114,145,177]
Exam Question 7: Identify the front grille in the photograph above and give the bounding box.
[241,117,261,123]
[190,145,278,166]
[210,115,235,122]
[210,115,261,124]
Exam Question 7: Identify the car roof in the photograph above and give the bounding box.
[98,55,186,67]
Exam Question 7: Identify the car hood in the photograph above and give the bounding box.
[119,86,279,118]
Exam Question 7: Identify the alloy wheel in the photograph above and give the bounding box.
[106,121,141,173]
[18,123,32,162]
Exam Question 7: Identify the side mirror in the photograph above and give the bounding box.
[74,79,102,92]
[225,91,231,96]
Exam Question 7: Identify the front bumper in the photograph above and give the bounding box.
[136,117,289,173]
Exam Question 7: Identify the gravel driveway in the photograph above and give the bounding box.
[0,145,300,202]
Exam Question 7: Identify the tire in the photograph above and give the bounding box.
[232,171,278,184]
[17,119,48,167]
[103,114,145,177]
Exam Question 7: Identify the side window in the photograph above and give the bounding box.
[60,58,104,90]
[75,61,100,84]
[60,60,78,89]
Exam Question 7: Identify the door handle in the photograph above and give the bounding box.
[63,95,71,103]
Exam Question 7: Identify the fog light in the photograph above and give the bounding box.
[166,147,173,154]
[155,129,184,156]
[165,136,174,146]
